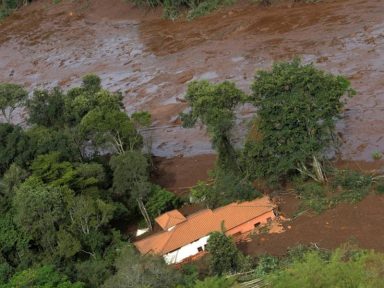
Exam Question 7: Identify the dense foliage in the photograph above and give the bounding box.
[183,60,354,187]
[243,59,354,182]
[0,58,371,288]
[0,75,185,287]
[0,0,30,19]
[206,232,250,275]
[267,247,384,287]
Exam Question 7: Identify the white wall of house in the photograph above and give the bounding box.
[163,235,210,264]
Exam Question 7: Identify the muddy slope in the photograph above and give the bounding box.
[0,0,383,160]
[239,195,384,256]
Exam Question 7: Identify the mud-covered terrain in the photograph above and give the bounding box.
[1,0,384,259]
[1,0,383,160]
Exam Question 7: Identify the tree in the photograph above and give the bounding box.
[64,78,122,127]
[80,108,141,155]
[26,88,66,128]
[0,83,28,123]
[81,74,102,94]
[206,231,248,275]
[72,162,106,194]
[102,245,182,288]
[0,123,31,174]
[243,59,355,182]
[26,126,82,162]
[65,195,115,256]
[109,151,153,231]
[181,81,245,173]
[0,163,27,212]
[0,265,84,288]
[145,185,181,219]
[12,177,67,254]
[30,152,76,187]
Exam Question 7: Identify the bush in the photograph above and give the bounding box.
[190,169,262,208]
[296,182,329,213]
[206,232,250,275]
[267,248,384,288]
[146,185,182,219]
[331,170,372,203]
[253,255,279,277]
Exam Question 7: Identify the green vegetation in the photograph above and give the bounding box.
[243,59,354,183]
[371,150,382,160]
[181,80,244,173]
[0,57,378,287]
[206,231,251,275]
[0,0,30,20]
[129,0,233,20]
[184,59,356,211]
[267,247,384,287]
[294,169,375,214]
[0,75,191,287]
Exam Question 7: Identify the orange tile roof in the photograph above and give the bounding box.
[134,197,275,255]
[155,209,187,230]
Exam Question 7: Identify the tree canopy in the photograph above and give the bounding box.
[243,59,354,182]
[181,80,244,173]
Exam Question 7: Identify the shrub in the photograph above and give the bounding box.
[267,248,384,288]
[371,150,382,160]
[253,255,279,277]
[331,170,372,203]
[296,182,329,213]
[146,185,182,219]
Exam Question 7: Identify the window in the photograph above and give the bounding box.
[197,246,203,252]
[254,222,261,228]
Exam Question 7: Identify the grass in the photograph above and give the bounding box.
[294,169,374,214]
[187,0,234,20]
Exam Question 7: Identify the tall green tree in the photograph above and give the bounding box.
[26,126,82,163]
[30,152,76,187]
[243,59,354,182]
[109,151,152,231]
[26,88,66,128]
[102,245,182,288]
[206,231,248,275]
[80,108,141,155]
[0,123,31,174]
[12,178,67,255]
[0,164,27,212]
[181,80,245,173]
[0,83,28,123]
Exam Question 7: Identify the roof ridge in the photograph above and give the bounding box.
[160,227,176,254]
[186,208,212,219]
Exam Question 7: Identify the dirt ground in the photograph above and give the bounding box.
[0,0,383,160]
[151,154,216,196]
[239,194,384,256]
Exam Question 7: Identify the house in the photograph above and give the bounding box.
[134,196,277,264]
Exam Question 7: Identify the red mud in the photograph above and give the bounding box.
[151,154,216,195]
[239,195,384,256]
[0,0,383,160]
